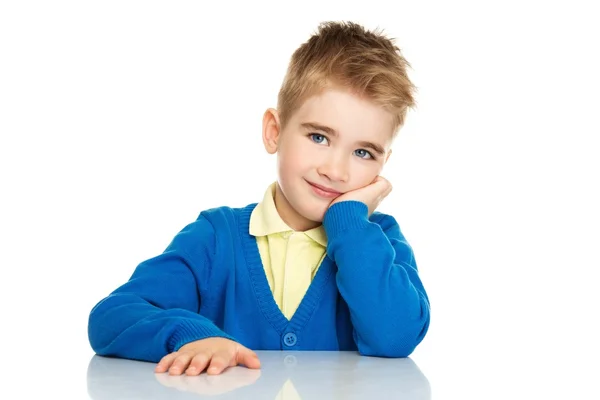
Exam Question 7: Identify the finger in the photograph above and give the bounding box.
[376,175,390,187]
[373,175,390,184]
[383,181,392,196]
[206,351,232,375]
[237,348,261,369]
[376,177,392,196]
[155,352,178,373]
[185,352,211,376]
[168,353,193,376]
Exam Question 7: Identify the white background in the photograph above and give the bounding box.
[1,1,599,398]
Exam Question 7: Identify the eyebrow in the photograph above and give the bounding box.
[300,122,386,156]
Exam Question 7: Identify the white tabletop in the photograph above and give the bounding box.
[86,351,430,399]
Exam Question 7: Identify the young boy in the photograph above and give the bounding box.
[88,20,430,376]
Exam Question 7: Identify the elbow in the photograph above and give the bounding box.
[384,336,420,358]
[358,335,418,358]
[358,314,430,358]
[87,299,111,355]
[88,294,133,356]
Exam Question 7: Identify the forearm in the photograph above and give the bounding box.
[88,217,235,362]
[324,201,430,357]
[88,293,235,362]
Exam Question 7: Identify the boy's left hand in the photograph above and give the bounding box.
[329,176,392,216]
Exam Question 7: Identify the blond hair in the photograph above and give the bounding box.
[277,21,417,135]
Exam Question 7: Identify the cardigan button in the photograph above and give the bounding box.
[284,355,297,366]
[283,332,297,347]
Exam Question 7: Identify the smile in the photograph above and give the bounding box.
[306,180,342,199]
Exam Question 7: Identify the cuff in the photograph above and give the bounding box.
[168,318,236,352]
[323,200,371,238]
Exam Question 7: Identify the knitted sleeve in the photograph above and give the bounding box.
[323,201,430,357]
[87,214,236,363]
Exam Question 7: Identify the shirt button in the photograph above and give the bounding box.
[283,332,297,347]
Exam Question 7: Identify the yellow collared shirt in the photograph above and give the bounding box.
[249,182,327,320]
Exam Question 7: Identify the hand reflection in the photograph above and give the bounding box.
[87,351,430,399]
[154,365,261,396]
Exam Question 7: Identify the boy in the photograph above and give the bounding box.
[88,20,430,376]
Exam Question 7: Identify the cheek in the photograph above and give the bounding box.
[277,151,305,188]
[351,161,384,186]
[280,144,310,173]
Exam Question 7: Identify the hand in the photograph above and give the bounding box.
[329,176,392,216]
[154,337,261,376]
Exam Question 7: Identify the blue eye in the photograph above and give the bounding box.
[354,149,373,159]
[310,134,328,144]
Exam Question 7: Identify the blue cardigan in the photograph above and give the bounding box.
[88,201,430,362]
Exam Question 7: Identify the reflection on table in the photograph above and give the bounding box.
[87,350,430,399]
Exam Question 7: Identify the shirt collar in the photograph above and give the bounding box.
[249,181,327,247]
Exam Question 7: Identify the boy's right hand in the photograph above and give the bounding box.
[154,337,261,376]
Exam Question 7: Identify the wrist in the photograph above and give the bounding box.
[323,200,371,237]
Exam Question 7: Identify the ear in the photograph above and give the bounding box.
[262,108,281,154]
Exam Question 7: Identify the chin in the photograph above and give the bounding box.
[300,206,327,224]
[287,187,330,224]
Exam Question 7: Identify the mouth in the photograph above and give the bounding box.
[306,180,342,199]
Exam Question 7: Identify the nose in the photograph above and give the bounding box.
[317,154,349,183]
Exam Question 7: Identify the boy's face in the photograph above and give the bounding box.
[262,87,395,231]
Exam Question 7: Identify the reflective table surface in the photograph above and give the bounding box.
[86,351,430,399]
